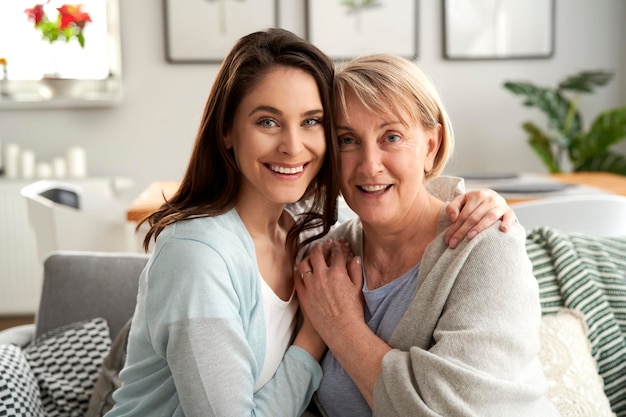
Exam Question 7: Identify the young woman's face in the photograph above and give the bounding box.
[336,91,440,227]
[225,66,326,208]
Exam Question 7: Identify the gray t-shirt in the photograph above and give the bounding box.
[317,263,420,417]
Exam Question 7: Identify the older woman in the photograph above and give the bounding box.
[295,54,560,417]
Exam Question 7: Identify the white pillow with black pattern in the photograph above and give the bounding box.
[0,343,45,417]
[23,318,111,417]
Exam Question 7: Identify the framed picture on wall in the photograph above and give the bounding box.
[443,0,555,60]
[306,0,418,61]
[164,0,278,63]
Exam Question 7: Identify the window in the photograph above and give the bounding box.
[0,0,122,106]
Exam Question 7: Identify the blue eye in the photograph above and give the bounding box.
[303,118,320,127]
[338,136,355,145]
[258,118,277,128]
[387,134,400,142]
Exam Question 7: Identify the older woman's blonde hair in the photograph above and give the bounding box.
[333,53,454,179]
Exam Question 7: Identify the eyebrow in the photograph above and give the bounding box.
[248,105,323,117]
[336,120,403,131]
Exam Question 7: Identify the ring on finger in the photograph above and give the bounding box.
[300,270,313,280]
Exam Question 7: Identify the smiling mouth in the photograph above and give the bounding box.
[358,184,390,194]
[267,164,305,174]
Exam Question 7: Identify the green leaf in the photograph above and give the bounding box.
[504,70,626,174]
[341,0,382,9]
[575,151,626,175]
[572,107,626,162]
[503,81,582,135]
[558,70,613,93]
[522,122,561,173]
[587,107,626,148]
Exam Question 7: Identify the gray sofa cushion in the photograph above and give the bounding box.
[35,251,149,340]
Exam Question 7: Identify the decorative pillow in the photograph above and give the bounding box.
[539,309,616,417]
[23,318,111,417]
[85,318,132,417]
[0,324,35,348]
[0,344,45,417]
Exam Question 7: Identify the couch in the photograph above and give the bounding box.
[1,228,625,417]
[0,251,149,417]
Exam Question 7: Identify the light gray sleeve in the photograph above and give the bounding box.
[373,225,559,417]
[167,319,322,417]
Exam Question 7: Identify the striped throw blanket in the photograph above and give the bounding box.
[526,227,626,416]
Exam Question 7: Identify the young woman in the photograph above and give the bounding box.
[106,28,335,417]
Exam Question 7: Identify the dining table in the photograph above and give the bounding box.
[126,172,626,222]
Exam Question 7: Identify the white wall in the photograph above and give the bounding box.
[0,0,624,199]
[423,0,626,175]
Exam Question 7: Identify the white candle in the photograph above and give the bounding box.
[36,162,52,178]
[52,157,67,178]
[67,146,87,178]
[4,143,20,178]
[20,149,35,179]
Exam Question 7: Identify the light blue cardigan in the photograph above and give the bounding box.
[107,209,322,417]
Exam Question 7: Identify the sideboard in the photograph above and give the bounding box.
[0,177,132,315]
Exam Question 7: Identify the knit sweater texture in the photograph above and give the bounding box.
[322,210,560,417]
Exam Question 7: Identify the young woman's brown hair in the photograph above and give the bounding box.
[140,28,339,258]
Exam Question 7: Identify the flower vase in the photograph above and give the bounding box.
[0,79,9,98]
[41,77,78,98]
[0,64,9,98]
[40,42,78,98]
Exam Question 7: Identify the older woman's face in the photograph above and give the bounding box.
[336,92,440,227]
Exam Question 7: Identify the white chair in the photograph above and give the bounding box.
[511,194,626,237]
[21,180,141,261]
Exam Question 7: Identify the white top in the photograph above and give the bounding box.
[254,275,298,392]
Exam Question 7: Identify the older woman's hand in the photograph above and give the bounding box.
[295,239,392,406]
[294,239,364,346]
[444,189,516,249]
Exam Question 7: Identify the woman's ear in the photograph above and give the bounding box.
[223,133,233,150]
[424,124,442,173]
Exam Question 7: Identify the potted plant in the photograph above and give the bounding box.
[503,70,626,175]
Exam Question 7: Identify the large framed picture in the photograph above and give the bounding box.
[164,0,278,63]
[443,0,555,60]
[306,0,418,61]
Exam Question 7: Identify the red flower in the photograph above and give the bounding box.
[57,4,91,29]
[24,3,92,48]
[24,4,45,24]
